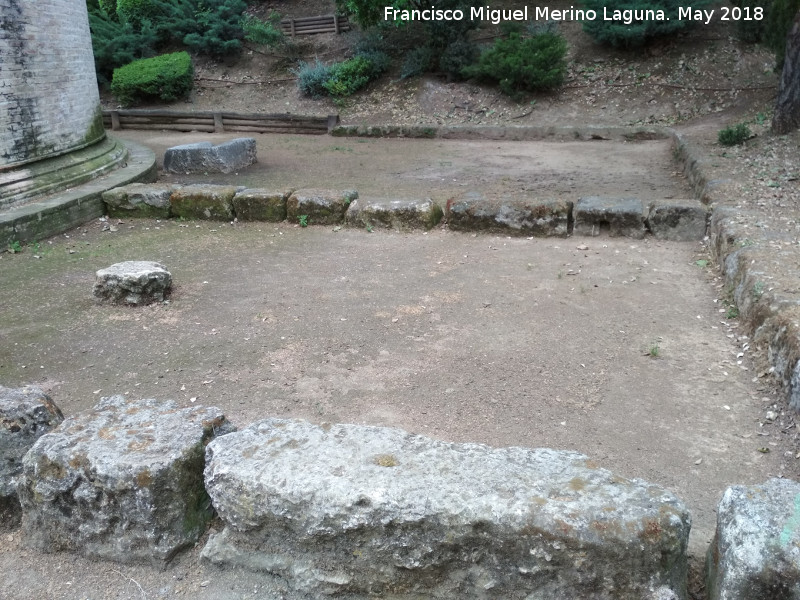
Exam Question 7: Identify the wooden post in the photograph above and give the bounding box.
[333,14,339,34]
[290,18,296,38]
[213,112,224,133]
[110,111,121,131]
[327,114,340,133]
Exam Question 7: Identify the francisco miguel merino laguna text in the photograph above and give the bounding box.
[383,5,755,25]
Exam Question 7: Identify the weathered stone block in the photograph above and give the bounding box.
[202,419,691,600]
[163,138,257,174]
[0,386,64,528]
[447,191,572,236]
[647,201,708,241]
[232,188,291,222]
[102,183,179,218]
[574,196,646,238]
[706,478,800,600]
[18,395,235,565]
[345,197,443,230]
[93,261,171,305]
[286,189,358,226]
[170,184,236,220]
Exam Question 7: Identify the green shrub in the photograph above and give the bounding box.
[294,59,334,97]
[354,49,391,78]
[463,32,567,96]
[323,56,373,97]
[401,46,434,79]
[182,0,248,58]
[116,0,156,26]
[718,123,752,146]
[98,0,117,19]
[439,39,478,80]
[88,9,158,82]
[241,12,285,47]
[111,51,193,106]
[582,0,708,48]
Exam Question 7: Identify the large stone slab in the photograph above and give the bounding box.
[286,189,358,226]
[345,197,443,230]
[0,386,64,527]
[93,260,171,306]
[170,184,237,221]
[446,191,572,236]
[18,395,235,565]
[232,188,291,222]
[102,183,180,218]
[647,200,709,241]
[706,478,800,600]
[163,138,257,174]
[202,419,691,599]
[573,196,646,238]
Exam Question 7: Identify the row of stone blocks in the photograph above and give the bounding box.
[2,385,797,599]
[103,184,708,240]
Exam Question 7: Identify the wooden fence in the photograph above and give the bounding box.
[102,110,339,135]
[279,14,351,37]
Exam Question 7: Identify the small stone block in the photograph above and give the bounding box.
[202,419,690,599]
[574,196,645,238]
[447,191,572,237]
[170,184,236,220]
[287,189,358,225]
[232,188,291,222]
[706,478,800,600]
[345,197,443,230]
[18,395,235,565]
[163,138,256,174]
[102,183,179,218]
[647,200,708,241]
[0,386,64,528]
[93,261,171,306]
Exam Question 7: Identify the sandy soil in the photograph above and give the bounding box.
[1,133,797,599]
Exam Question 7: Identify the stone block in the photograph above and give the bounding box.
[232,188,291,222]
[93,261,171,306]
[706,478,800,600]
[345,197,443,230]
[202,419,691,600]
[447,191,572,236]
[647,201,708,241]
[170,184,236,220]
[574,196,646,238]
[18,395,235,565]
[163,138,257,174]
[286,189,358,226]
[102,183,179,218]
[0,386,64,528]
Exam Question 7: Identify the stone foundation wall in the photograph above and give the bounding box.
[0,0,104,169]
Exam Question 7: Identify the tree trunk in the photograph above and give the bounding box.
[773,9,800,134]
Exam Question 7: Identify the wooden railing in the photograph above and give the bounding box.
[279,14,351,37]
[102,110,339,135]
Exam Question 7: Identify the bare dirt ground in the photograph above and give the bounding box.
[1,133,797,599]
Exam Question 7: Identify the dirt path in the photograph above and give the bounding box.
[1,133,796,599]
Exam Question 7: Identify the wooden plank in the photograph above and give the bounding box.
[124,123,216,132]
[221,117,327,127]
[224,125,329,135]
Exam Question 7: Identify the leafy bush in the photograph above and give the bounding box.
[88,9,158,82]
[439,39,478,80]
[111,51,193,106]
[582,0,707,48]
[323,56,374,97]
[718,123,752,146]
[732,0,772,43]
[294,59,334,97]
[463,32,567,96]
[116,0,156,26]
[242,12,285,47]
[401,46,434,79]
[97,0,117,19]
[354,49,391,78]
